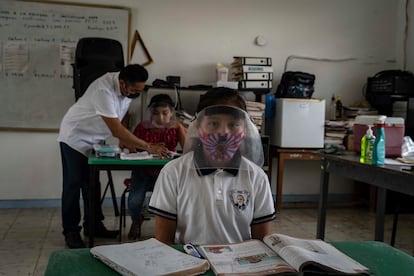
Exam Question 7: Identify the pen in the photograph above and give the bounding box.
[183,243,203,258]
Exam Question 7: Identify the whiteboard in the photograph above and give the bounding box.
[0,0,130,131]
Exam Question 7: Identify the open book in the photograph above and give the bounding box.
[90,238,210,276]
[197,233,370,276]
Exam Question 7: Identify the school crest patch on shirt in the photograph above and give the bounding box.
[230,190,250,211]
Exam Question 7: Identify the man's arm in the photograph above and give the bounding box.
[251,221,272,240]
[154,215,177,245]
[101,116,169,156]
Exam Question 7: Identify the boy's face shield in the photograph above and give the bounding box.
[183,105,264,169]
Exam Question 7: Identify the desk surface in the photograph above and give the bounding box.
[88,156,172,166]
[45,241,414,276]
[319,152,414,196]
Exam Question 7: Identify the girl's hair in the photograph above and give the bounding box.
[196,87,246,113]
[148,94,175,109]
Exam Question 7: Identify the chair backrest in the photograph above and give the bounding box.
[72,37,124,101]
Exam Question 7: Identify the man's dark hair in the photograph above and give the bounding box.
[119,64,148,83]
[196,87,247,112]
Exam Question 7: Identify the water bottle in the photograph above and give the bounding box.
[329,94,336,121]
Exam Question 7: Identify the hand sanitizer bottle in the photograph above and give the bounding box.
[372,116,386,165]
[360,125,375,164]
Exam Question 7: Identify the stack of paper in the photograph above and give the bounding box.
[246,100,266,133]
[324,120,353,147]
[120,152,153,160]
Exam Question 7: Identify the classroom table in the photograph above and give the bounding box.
[44,241,414,276]
[88,156,172,247]
[316,152,414,241]
[268,146,321,212]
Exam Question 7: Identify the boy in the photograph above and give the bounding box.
[149,87,275,244]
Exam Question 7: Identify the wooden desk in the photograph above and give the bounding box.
[45,241,414,276]
[268,146,320,211]
[88,156,171,248]
[317,152,414,241]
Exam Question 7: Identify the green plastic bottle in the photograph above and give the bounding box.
[360,125,375,164]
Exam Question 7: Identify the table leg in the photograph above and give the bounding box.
[276,154,285,212]
[375,187,386,241]
[268,152,275,209]
[317,158,329,240]
[88,166,96,248]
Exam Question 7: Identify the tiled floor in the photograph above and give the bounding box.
[0,204,413,275]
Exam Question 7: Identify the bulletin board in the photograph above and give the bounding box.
[0,0,130,131]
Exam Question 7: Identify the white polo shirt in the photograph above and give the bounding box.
[58,72,132,155]
[149,151,276,245]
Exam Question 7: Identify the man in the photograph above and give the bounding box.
[58,64,169,248]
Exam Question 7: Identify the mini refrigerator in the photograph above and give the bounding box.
[270,98,325,148]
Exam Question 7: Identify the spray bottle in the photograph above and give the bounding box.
[360,125,375,164]
[372,116,387,165]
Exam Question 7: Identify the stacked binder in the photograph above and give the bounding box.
[231,56,273,90]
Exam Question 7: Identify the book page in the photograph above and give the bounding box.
[90,238,209,276]
[197,240,296,275]
[263,234,369,275]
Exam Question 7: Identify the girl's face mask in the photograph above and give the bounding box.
[199,130,245,162]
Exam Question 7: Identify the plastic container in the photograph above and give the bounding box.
[93,144,120,158]
[216,63,228,82]
[372,116,386,165]
[360,125,375,164]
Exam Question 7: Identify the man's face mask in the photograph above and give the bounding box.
[121,80,144,99]
[126,93,140,99]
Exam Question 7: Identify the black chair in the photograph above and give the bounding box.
[73,37,124,100]
[73,37,125,216]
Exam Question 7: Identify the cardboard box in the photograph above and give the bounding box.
[270,98,325,148]
[353,115,405,157]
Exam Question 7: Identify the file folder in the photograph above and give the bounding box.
[232,56,272,66]
[239,80,272,89]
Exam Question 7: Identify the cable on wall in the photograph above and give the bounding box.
[283,55,357,73]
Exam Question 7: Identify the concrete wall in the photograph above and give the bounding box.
[0,0,410,206]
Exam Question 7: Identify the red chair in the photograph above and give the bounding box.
[119,178,131,242]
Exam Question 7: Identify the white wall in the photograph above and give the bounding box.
[0,0,410,205]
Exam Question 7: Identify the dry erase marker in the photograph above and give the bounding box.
[184,243,203,258]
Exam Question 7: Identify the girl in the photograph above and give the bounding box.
[128,94,186,239]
